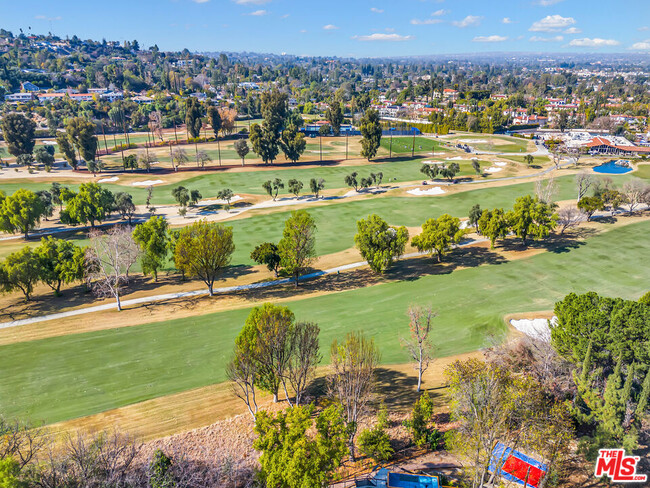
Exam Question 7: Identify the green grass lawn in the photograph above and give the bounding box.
[450,135,530,154]
[502,155,550,166]
[0,158,491,204]
[379,136,445,154]
[633,163,650,179]
[0,220,648,424]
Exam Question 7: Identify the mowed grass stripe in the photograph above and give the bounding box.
[1,220,649,424]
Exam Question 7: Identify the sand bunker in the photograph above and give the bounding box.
[445,156,464,161]
[407,187,445,196]
[132,180,164,186]
[97,177,119,183]
[458,139,488,144]
[198,195,243,205]
[510,318,552,341]
[422,160,444,165]
[494,162,507,167]
[485,167,503,173]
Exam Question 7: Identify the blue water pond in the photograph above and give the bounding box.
[593,160,633,174]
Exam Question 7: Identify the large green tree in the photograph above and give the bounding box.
[60,183,114,227]
[254,404,347,488]
[0,189,45,238]
[133,216,170,282]
[412,214,464,262]
[56,132,78,169]
[65,117,98,162]
[326,102,344,136]
[0,247,41,300]
[172,220,235,295]
[185,97,203,139]
[35,236,86,295]
[478,208,509,248]
[359,109,382,161]
[0,113,36,156]
[354,214,409,273]
[507,195,558,246]
[278,210,316,286]
[280,127,306,163]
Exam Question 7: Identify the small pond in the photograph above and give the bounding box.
[593,160,633,174]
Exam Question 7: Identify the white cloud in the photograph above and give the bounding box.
[323,24,339,30]
[35,15,62,20]
[535,0,564,5]
[529,15,576,32]
[630,40,650,50]
[568,38,620,47]
[411,18,443,25]
[564,27,582,34]
[452,15,482,28]
[248,9,267,15]
[234,0,270,4]
[638,26,649,32]
[370,7,384,13]
[473,35,508,43]
[530,35,564,42]
[354,33,414,42]
[432,9,448,16]
[502,17,514,24]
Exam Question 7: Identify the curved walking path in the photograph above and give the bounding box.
[0,238,488,330]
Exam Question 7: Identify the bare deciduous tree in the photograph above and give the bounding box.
[148,111,164,142]
[0,417,45,470]
[622,179,650,213]
[286,321,320,407]
[86,226,140,311]
[575,171,593,201]
[535,175,558,204]
[557,206,585,234]
[328,331,380,460]
[226,349,259,419]
[401,305,436,392]
[171,148,189,172]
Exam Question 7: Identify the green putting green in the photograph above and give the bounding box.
[0,220,648,424]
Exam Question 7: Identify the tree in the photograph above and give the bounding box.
[402,305,436,392]
[123,154,138,172]
[34,146,55,169]
[468,204,482,233]
[420,163,439,182]
[524,154,534,166]
[217,188,234,209]
[196,150,212,169]
[328,331,380,460]
[171,186,190,207]
[250,123,279,164]
[0,189,45,238]
[310,178,325,198]
[370,172,383,188]
[133,216,169,282]
[0,113,36,156]
[318,124,331,137]
[234,139,249,166]
[403,391,437,448]
[0,247,40,300]
[207,105,222,138]
[507,195,558,246]
[471,159,482,175]
[439,162,460,181]
[621,179,650,213]
[287,179,303,197]
[254,404,347,488]
[575,172,594,201]
[171,148,189,171]
[113,192,136,224]
[359,109,382,161]
[35,236,86,295]
[184,97,203,139]
[138,150,155,173]
[56,132,78,169]
[251,242,281,277]
[280,127,306,163]
[60,183,114,227]
[85,226,140,311]
[278,210,316,286]
[557,206,585,234]
[66,117,98,162]
[326,102,344,136]
[35,190,54,221]
[445,359,573,488]
[344,172,359,191]
[0,457,24,488]
[148,450,174,488]
[286,320,321,407]
[354,214,409,274]
[189,189,202,206]
[478,208,509,248]
[86,159,105,176]
[250,90,288,165]
[412,214,464,262]
[16,153,34,167]
[577,196,604,221]
[172,220,235,296]
[358,407,394,463]
[262,178,284,201]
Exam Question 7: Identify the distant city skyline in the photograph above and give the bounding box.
[4,0,650,57]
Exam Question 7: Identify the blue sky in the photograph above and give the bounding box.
[4,0,650,57]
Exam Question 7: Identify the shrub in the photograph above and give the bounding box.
[358,426,394,463]
[402,391,442,449]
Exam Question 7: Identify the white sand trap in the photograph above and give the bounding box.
[485,167,503,173]
[458,139,488,144]
[43,140,58,145]
[407,187,445,196]
[510,318,552,341]
[494,162,507,167]
[198,195,243,205]
[422,160,444,165]
[97,177,119,183]
[309,150,330,154]
[446,156,464,161]
[429,152,445,156]
[132,180,164,186]
[459,219,471,229]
